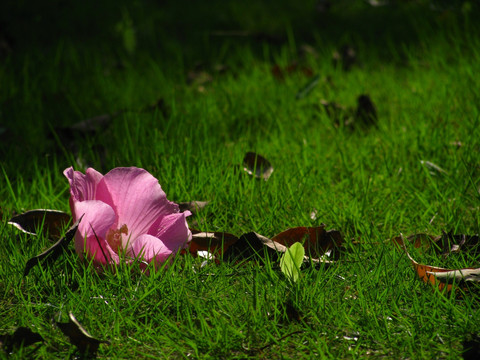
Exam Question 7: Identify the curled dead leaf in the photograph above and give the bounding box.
[243,152,274,180]
[188,231,239,257]
[395,234,479,292]
[24,215,82,276]
[295,74,320,99]
[355,94,378,128]
[332,45,357,71]
[186,224,342,264]
[0,326,44,353]
[421,160,448,175]
[57,312,109,356]
[9,209,71,240]
[392,233,441,253]
[178,201,208,215]
[272,225,343,260]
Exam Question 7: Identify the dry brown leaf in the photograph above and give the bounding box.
[0,326,44,352]
[24,215,82,276]
[57,312,109,356]
[332,45,357,71]
[395,234,480,292]
[9,209,71,240]
[272,225,343,259]
[178,201,208,215]
[392,233,441,253]
[355,94,378,128]
[188,231,238,257]
[242,152,274,180]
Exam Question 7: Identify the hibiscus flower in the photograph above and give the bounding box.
[64,167,191,266]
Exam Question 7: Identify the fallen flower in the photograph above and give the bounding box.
[64,167,191,266]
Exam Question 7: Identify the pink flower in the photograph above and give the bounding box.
[64,166,192,266]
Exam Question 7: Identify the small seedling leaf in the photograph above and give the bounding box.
[8,209,71,240]
[0,326,44,352]
[243,152,274,180]
[24,215,82,276]
[57,312,108,357]
[280,242,305,282]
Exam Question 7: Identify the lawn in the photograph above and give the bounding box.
[1,0,480,358]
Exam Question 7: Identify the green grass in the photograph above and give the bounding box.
[2,0,480,358]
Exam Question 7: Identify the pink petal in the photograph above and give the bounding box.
[64,167,104,202]
[148,211,192,252]
[131,234,172,264]
[83,234,120,265]
[73,200,117,264]
[95,167,179,239]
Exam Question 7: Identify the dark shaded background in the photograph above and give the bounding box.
[0,0,477,161]
[1,0,476,64]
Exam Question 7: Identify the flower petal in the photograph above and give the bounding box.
[64,167,104,202]
[95,167,179,239]
[73,200,117,264]
[131,234,172,264]
[148,211,192,252]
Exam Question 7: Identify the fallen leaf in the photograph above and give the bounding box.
[354,94,377,128]
[441,232,480,257]
[421,160,448,175]
[282,300,302,323]
[295,74,320,99]
[271,62,313,81]
[187,63,215,89]
[319,99,352,128]
[209,30,283,45]
[0,326,44,353]
[178,201,209,215]
[406,250,455,292]
[142,98,170,118]
[69,114,114,133]
[316,0,332,13]
[243,152,274,180]
[55,113,119,144]
[333,45,357,71]
[0,24,13,58]
[24,216,82,276]
[463,334,480,360]
[298,44,318,59]
[8,209,72,240]
[272,225,343,259]
[280,242,305,282]
[188,231,239,257]
[57,312,108,357]
[429,268,480,283]
[366,0,390,6]
[222,232,285,262]
[395,234,480,292]
[392,233,441,253]
[186,225,341,264]
[393,232,480,257]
